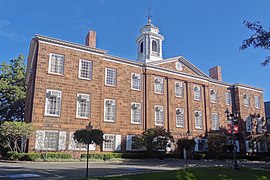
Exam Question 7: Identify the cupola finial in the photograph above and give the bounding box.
[147,6,152,24]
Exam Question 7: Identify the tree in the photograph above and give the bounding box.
[0,54,26,122]
[133,127,173,154]
[240,21,270,66]
[73,129,104,146]
[0,121,34,153]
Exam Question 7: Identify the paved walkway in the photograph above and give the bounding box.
[0,159,269,179]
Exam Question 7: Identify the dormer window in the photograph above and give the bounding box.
[152,40,158,52]
[140,41,144,53]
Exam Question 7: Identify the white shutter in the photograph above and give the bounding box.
[89,144,96,151]
[68,132,76,150]
[115,135,121,151]
[35,130,45,150]
[126,135,132,151]
[194,138,199,152]
[58,131,67,150]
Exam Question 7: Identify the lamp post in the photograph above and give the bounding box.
[86,122,93,180]
[225,108,239,170]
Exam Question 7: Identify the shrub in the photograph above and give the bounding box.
[80,153,122,160]
[42,152,72,159]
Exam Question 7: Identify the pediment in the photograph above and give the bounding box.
[147,56,210,78]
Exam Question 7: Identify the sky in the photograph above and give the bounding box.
[0,0,270,101]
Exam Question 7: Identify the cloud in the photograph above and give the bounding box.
[0,19,23,41]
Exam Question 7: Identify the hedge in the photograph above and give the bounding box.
[7,151,41,161]
[41,152,72,159]
[80,153,122,160]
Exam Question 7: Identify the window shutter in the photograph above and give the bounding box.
[245,141,251,153]
[35,130,45,150]
[58,131,67,150]
[194,138,199,152]
[126,135,132,151]
[68,132,76,150]
[115,135,121,151]
[235,140,240,152]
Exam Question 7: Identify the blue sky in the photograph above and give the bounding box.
[1,0,270,101]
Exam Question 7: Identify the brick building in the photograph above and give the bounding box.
[25,20,266,153]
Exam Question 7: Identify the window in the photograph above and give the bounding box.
[175,82,184,97]
[126,135,142,151]
[225,92,231,105]
[131,103,141,124]
[244,94,250,107]
[210,89,217,103]
[105,68,117,86]
[245,116,252,132]
[140,41,143,53]
[49,53,64,75]
[155,106,164,126]
[152,40,158,52]
[104,99,116,122]
[79,59,92,80]
[194,138,208,152]
[194,85,201,100]
[257,118,263,133]
[76,93,90,118]
[68,132,94,151]
[45,89,62,116]
[211,113,219,130]
[131,73,141,90]
[44,131,59,150]
[245,141,252,153]
[195,111,203,129]
[254,96,260,108]
[103,134,121,151]
[258,142,268,152]
[154,77,163,94]
[176,108,184,128]
[103,134,115,151]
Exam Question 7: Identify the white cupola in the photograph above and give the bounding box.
[136,18,164,63]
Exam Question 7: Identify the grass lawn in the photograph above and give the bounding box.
[97,167,270,180]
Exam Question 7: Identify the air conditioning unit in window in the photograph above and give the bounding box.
[176,109,183,115]
[132,74,140,79]
[155,78,162,83]
[175,82,182,87]
[244,94,248,98]
[194,86,199,91]
[132,103,140,110]
[106,100,114,106]
[195,112,201,117]
[210,89,216,95]
[155,106,162,111]
[79,94,90,100]
[47,90,60,97]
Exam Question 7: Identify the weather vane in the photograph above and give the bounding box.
[146,6,152,24]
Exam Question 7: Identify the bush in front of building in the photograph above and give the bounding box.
[7,151,41,161]
[80,153,122,160]
[41,152,72,159]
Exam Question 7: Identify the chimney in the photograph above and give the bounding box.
[85,30,96,48]
[209,66,222,81]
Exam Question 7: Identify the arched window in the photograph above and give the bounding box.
[140,41,143,53]
[152,40,158,52]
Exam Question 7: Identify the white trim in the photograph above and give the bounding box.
[48,53,65,75]
[39,40,104,57]
[78,59,93,80]
[103,134,115,151]
[105,68,117,87]
[195,110,203,129]
[104,58,141,68]
[155,105,164,126]
[175,81,184,97]
[209,82,230,88]
[44,89,62,117]
[131,102,142,124]
[131,73,141,91]
[147,67,208,82]
[235,85,263,93]
[176,108,184,128]
[76,93,91,119]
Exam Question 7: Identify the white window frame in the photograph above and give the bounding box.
[43,131,60,151]
[225,92,231,105]
[131,102,141,124]
[195,111,203,129]
[48,53,64,75]
[126,135,142,151]
[103,134,115,151]
[154,77,164,94]
[244,94,250,107]
[175,81,184,97]
[78,59,93,80]
[194,85,201,100]
[68,132,95,151]
[155,105,164,126]
[257,118,263,133]
[45,89,62,117]
[131,73,141,90]
[104,99,116,122]
[105,68,117,86]
[176,108,184,128]
[254,96,260,109]
[76,93,90,119]
[211,112,219,130]
[210,89,217,103]
[245,116,252,132]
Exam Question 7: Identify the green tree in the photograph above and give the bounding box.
[73,129,104,146]
[0,121,34,153]
[134,127,173,154]
[177,138,195,153]
[0,54,26,122]
[240,21,270,66]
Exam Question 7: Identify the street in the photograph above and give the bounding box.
[0,159,269,180]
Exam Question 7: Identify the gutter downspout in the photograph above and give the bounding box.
[166,77,170,131]
[143,66,147,130]
[203,85,208,134]
[185,81,190,134]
